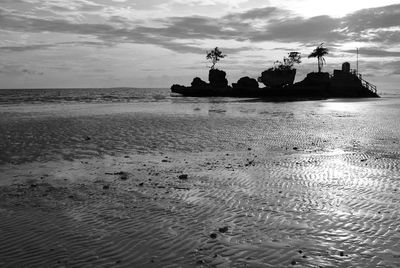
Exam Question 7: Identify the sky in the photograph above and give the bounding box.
[0,0,400,91]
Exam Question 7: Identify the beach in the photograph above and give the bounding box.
[0,88,399,267]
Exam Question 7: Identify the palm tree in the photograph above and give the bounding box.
[308,43,329,73]
[206,47,226,69]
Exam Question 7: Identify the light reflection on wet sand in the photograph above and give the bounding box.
[0,97,399,267]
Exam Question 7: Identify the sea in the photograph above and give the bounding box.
[0,87,399,165]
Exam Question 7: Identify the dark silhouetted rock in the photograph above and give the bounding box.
[103,185,110,190]
[210,233,217,239]
[191,77,208,89]
[171,84,187,92]
[209,69,228,87]
[302,72,330,86]
[232,76,259,90]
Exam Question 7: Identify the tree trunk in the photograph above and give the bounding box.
[318,57,321,73]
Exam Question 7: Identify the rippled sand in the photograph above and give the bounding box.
[0,98,399,267]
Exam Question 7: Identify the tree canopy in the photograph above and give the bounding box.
[269,52,301,71]
[308,43,329,73]
[206,47,226,69]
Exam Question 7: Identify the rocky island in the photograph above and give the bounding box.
[171,45,379,99]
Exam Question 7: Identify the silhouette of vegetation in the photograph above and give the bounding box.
[268,52,301,71]
[308,43,329,73]
[206,47,226,69]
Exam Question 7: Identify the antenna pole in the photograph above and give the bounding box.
[356,48,359,75]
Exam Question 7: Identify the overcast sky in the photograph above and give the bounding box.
[1,0,399,91]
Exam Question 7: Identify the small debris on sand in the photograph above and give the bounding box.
[119,172,129,180]
[103,185,110,190]
[291,260,297,265]
[210,233,217,239]
[218,226,229,233]
[293,147,298,150]
[178,174,188,180]
[138,182,144,187]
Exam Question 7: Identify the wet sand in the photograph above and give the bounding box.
[1,98,400,267]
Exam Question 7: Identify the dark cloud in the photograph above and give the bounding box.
[251,15,342,43]
[343,4,400,32]
[0,44,55,52]
[1,4,400,54]
[0,41,113,52]
[22,68,44,75]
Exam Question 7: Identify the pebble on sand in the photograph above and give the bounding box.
[210,233,217,239]
[103,185,110,190]
[218,226,229,233]
[119,172,129,180]
[178,174,188,180]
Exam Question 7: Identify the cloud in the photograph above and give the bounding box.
[250,15,342,43]
[0,41,114,52]
[0,64,44,75]
[0,44,55,52]
[342,4,400,32]
[343,48,400,57]
[1,3,400,55]
[22,68,44,75]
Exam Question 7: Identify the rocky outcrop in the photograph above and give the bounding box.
[191,77,208,89]
[171,69,232,96]
[232,76,259,90]
[209,69,228,87]
[171,66,379,99]
[258,69,296,87]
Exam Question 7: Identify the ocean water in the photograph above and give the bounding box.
[0,88,399,165]
[0,87,169,105]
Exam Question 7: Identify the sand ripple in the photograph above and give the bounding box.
[0,149,399,267]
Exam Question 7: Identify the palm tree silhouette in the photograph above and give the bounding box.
[308,43,329,73]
